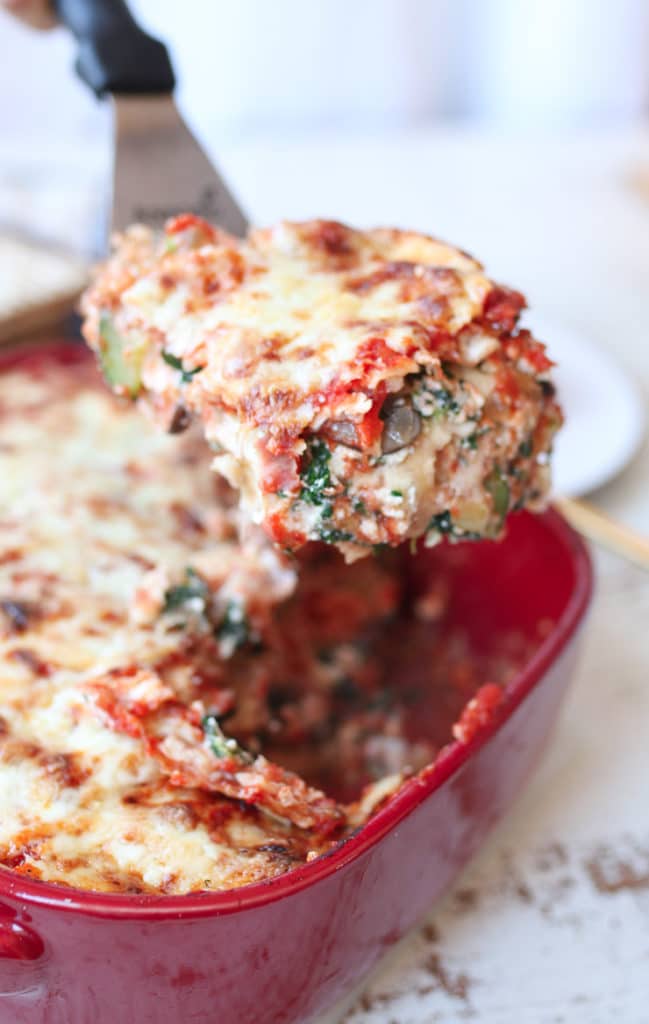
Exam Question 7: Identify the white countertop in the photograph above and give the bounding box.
[2,125,648,1022]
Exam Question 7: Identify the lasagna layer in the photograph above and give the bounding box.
[81,217,562,560]
[0,351,424,894]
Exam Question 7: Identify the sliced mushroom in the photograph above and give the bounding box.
[0,599,32,633]
[167,404,191,435]
[325,418,360,449]
[381,398,421,454]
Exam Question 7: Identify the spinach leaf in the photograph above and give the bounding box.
[162,350,204,385]
[163,572,252,656]
[319,523,353,544]
[426,510,481,542]
[202,713,253,764]
[428,510,454,534]
[518,438,534,458]
[430,387,460,415]
[300,439,332,505]
[217,600,250,653]
[163,567,209,614]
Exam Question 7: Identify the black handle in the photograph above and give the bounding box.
[53,0,175,97]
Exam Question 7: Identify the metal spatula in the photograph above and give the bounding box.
[54,0,249,240]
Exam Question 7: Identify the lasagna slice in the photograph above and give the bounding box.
[0,350,425,893]
[81,216,562,560]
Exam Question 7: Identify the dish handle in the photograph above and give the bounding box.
[0,903,46,998]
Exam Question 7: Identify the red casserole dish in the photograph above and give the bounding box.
[0,341,593,1024]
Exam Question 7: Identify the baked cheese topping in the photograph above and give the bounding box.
[81,217,562,560]
[0,349,419,894]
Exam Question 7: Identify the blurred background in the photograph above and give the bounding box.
[3,0,649,145]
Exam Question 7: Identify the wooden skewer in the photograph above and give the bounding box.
[555,496,649,572]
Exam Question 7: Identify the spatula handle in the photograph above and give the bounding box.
[53,0,175,97]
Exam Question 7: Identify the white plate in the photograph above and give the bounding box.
[524,314,646,498]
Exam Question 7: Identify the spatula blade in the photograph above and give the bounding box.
[111,94,249,239]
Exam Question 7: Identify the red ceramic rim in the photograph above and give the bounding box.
[0,341,594,919]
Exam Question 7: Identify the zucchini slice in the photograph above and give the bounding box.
[98,314,145,398]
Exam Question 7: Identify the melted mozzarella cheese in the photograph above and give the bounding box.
[0,358,332,894]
